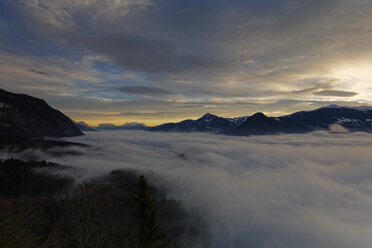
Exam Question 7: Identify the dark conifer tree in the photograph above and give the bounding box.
[134,175,171,248]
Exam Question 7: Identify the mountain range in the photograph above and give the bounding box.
[1,88,372,138]
[95,122,149,131]
[150,105,372,135]
[73,121,98,132]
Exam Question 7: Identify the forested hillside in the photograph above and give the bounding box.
[0,159,206,248]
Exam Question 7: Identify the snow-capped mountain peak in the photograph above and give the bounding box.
[322,104,372,111]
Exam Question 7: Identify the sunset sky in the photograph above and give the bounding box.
[1,0,372,126]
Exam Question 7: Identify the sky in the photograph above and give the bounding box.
[1,0,372,126]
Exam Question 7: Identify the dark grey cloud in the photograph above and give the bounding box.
[287,78,336,95]
[29,68,51,77]
[71,34,229,74]
[118,86,173,95]
[313,90,359,97]
[17,0,372,78]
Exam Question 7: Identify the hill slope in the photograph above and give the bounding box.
[0,89,83,138]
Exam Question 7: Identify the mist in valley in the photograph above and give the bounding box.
[5,130,372,248]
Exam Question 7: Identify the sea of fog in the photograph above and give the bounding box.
[8,130,372,248]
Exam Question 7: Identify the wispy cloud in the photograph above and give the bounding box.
[20,0,154,28]
[118,86,173,95]
[29,68,52,77]
[313,90,359,97]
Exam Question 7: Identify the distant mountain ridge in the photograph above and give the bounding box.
[72,121,149,132]
[230,112,312,135]
[151,105,372,135]
[0,89,83,138]
[151,113,238,133]
[73,121,98,132]
[284,105,372,132]
[96,122,149,131]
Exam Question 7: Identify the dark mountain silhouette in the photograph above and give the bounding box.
[0,89,83,138]
[230,112,311,135]
[284,105,372,132]
[151,105,372,135]
[96,122,149,130]
[150,113,234,133]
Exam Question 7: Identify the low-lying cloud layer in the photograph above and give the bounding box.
[6,131,371,247]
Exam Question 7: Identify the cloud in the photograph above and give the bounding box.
[0,20,7,30]
[20,0,153,28]
[313,90,359,97]
[121,111,180,116]
[70,34,228,74]
[118,86,173,95]
[286,78,337,95]
[18,0,372,92]
[0,51,144,100]
[29,68,52,77]
[5,130,372,247]
[1,0,371,122]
